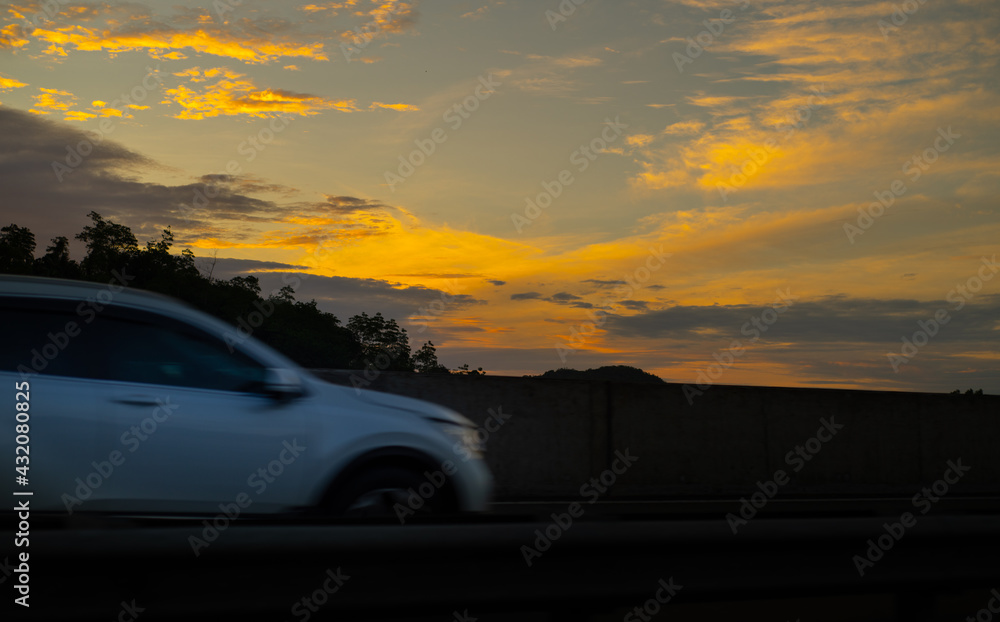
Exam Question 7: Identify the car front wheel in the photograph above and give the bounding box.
[325,466,453,520]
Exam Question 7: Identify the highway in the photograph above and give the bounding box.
[9,498,1000,622]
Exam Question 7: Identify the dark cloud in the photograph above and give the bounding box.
[238,271,487,330]
[549,292,581,303]
[321,195,385,213]
[620,300,649,311]
[0,107,279,250]
[487,279,506,286]
[604,294,1000,344]
[583,279,626,287]
[201,175,297,196]
[0,107,388,253]
[511,292,543,300]
[191,257,308,279]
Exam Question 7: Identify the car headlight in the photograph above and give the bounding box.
[439,423,485,460]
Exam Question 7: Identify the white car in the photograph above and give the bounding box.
[1,275,492,520]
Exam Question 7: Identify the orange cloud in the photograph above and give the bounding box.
[29,86,76,115]
[632,1,1000,197]
[369,101,419,112]
[163,67,357,119]
[0,74,27,90]
[349,0,416,35]
[0,23,28,49]
[30,24,329,63]
[64,110,97,121]
[301,1,359,15]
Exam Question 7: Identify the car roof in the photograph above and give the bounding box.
[0,274,306,373]
[0,274,184,312]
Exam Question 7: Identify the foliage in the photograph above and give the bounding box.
[453,363,485,376]
[0,224,36,275]
[346,312,413,371]
[413,341,450,374]
[255,295,360,370]
[75,211,139,280]
[950,388,984,396]
[34,236,81,279]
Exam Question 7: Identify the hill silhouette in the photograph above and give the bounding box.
[531,365,665,384]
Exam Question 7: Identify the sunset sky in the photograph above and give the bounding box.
[2,0,999,393]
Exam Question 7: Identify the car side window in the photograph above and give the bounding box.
[1,300,267,393]
[94,315,268,393]
[0,306,107,379]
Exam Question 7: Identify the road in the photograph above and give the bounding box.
[6,498,1000,622]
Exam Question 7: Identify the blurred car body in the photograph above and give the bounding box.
[0,275,492,519]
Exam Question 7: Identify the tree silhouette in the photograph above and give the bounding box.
[413,341,450,373]
[34,236,80,279]
[346,312,413,371]
[75,211,139,281]
[0,224,36,275]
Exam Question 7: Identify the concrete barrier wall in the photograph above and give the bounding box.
[312,371,999,499]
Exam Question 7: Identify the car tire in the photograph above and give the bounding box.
[326,466,451,520]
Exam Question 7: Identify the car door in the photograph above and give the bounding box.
[0,299,116,514]
[77,306,317,516]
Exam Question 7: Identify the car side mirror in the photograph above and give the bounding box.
[263,368,305,401]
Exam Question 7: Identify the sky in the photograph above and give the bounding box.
[1,0,999,394]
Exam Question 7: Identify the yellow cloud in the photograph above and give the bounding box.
[150,50,188,61]
[30,25,329,63]
[663,120,704,135]
[461,6,489,20]
[369,101,419,112]
[0,74,27,90]
[29,87,76,115]
[626,134,654,148]
[64,110,97,121]
[354,0,416,35]
[301,1,359,14]
[164,67,357,119]
[42,43,67,56]
[631,1,1000,196]
[0,23,28,49]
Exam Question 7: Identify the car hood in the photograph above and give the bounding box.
[324,380,475,428]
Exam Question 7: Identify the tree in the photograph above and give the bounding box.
[128,227,202,296]
[413,341,449,373]
[75,211,138,280]
[453,363,485,376]
[346,312,413,371]
[951,388,984,396]
[274,284,296,303]
[0,224,36,275]
[34,236,80,278]
[253,289,360,369]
